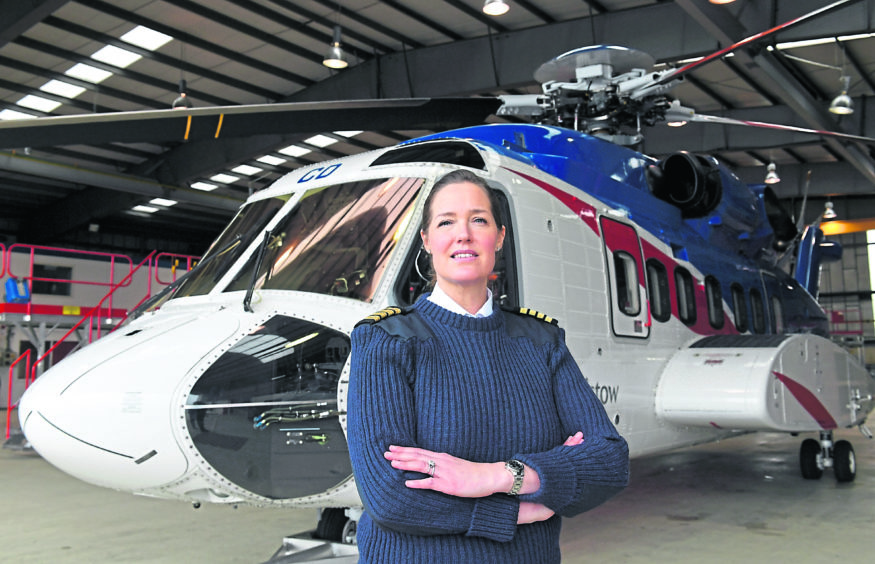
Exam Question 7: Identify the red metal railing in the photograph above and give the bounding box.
[26,251,157,386]
[6,350,30,440]
[155,252,199,285]
[3,246,199,440]
[6,244,135,322]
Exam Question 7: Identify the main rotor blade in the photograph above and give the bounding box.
[0,98,502,150]
[688,113,875,146]
[654,0,865,86]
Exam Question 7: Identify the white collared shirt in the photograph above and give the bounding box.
[428,283,493,317]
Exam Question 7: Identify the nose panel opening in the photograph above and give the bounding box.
[185,315,351,500]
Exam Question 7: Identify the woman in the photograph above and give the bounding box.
[347,169,629,563]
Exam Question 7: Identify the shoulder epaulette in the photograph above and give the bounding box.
[355,306,407,327]
[502,305,559,326]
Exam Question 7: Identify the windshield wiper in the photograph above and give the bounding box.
[244,229,275,313]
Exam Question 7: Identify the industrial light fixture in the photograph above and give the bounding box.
[171,79,193,109]
[829,75,854,115]
[323,25,348,69]
[483,0,510,16]
[823,201,837,219]
[708,0,737,4]
[764,162,780,184]
[779,44,855,116]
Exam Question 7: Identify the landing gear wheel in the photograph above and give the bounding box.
[341,518,358,545]
[314,508,348,541]
[833,440,856,483]
[800,438,823,480]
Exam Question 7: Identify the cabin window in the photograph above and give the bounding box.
[705,276,724,329]
[614,251,640,316]
[731,283,748,333]
[750,288,766,333]
[771,296,785,334]
[646,259,670,322]
[675,267,696,325]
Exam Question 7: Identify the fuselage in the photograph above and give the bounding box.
[18,123,875,508]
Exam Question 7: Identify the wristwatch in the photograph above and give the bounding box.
[505,459,525,495]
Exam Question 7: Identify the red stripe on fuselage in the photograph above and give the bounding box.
[506,168,599,235]
[773,371,838,429]
[508,167,737,336]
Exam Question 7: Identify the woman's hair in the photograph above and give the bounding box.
[419,169,504,235]
[418,169,505,289]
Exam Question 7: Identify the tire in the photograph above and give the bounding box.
[341,518,358,545]
[314,508,348,541]
[834,440,856,483]
[800,438,823,480]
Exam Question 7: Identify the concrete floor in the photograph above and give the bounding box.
[1,425,872,563]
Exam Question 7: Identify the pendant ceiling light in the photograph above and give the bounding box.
[764,162,780,185]
[823,201,837,219]
[171,79,193,109]
[829,75,854,115]
[323,25,348,69]
[483,0,510,16]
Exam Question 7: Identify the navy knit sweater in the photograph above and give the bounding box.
[347,297,629,563]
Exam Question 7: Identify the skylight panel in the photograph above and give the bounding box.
[40,80,86,99]
[257,155,286,166]
[304,134,337,148]
[279,145,311,157]
[91,45,142,68]
[17,95,62,113]
[191,182,218,191]
[232,164,263,176]
[210,173,240,184]
[132,205,159,213]
[0,109,38,121]
[65,63,113,83]
[149,198,178,207]
[121,26,173,51]
[334,130,362,137]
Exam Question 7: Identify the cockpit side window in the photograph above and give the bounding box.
[174,197,287,298]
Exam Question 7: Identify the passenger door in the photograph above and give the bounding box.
[601,216,649,338]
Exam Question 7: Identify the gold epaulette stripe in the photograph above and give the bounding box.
[517,307,558,325]
[359,306,403,325]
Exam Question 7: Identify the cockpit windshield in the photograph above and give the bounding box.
[225,177,423,302]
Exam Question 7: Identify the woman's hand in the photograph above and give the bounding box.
[564,431,584,446]
[385,445,508,498]
[386,432,584,498]
[517,502,555,524]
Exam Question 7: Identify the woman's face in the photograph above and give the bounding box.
[421,181,505,293]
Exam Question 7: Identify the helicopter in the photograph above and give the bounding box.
[8,0,875,549]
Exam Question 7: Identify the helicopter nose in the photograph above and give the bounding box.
[19,310,241,493]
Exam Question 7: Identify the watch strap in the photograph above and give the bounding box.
[505,459,525,495]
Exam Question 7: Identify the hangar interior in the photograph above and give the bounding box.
[0,0,873,250]
[1,2,875,562]
[1,0,874,345]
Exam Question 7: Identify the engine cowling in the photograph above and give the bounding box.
[647,151,722,218]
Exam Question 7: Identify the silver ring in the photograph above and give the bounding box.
[427,459,436,476]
